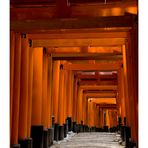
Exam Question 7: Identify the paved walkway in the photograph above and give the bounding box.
[50,132,125,148]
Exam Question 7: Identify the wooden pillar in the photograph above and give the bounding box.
[73,76,78,122]
[126,26,138,143]
[10,31,15,142]
[88,100,94,127]
[87,99,90,127]
[83,94,87,125]
[18,34,29,140]
[77,88,83,124]
[86,97,89,126]
[120,67,126,123]
[67,70,73,118]
[96,106,100,128]
[32,48,43,125]
[106,109,110,128]
[11,33,21,145]
[58,63,65,125]
[63,70,68,123]
[100,108,103,128]
[42,48,49,129]
[52,61,60,123]
[47,55,53,128]
[117,68,122,119]
[27,45,34,138]
[122,44,131,126]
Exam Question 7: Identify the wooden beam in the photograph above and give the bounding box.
[28,32,128,39]
[80,85,117,90]
[97,104,117,108]
[32,38,125,47]
[11,15,134,32]
[52,53,122,60]
[10,1,137,20]
[89,98,116,104]
[56,0,70,18]
[63,62,121,71]
[84,92,116,98]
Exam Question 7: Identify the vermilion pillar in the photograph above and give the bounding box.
[52,61,60,123]
[58,63,65,125]
[73,76,78,122]
[47,55,53,128]
[77,88,83,124]
[99,108,103,128]
[122,44,131,126]
[120,67,126,123]
[18,34,29,140]
[11,33,21,145]
[27,46,33,138]
[10,31,15,142]
[42,49,49,129]
[126,27,138,144]
[63,70,68,123]
[83,94,87,126]
[32,48,43,125]
[67,70,73,118]
[106,110,110,128]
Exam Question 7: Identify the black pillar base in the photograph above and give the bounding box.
[11,144,20,148]
[86,126,89,132]
[103,126,109,132]
[67,117,72,131]
[109,127,117,133]
[79,124,83,132]
[118,117,122,131]
[54,123,59,141]
[48,128,54,146]
[59,125,64,140]
[31,125,44,148]
[75,124,80,133]
[72,122,76,132]
[83,125,87,132]
[64,123,67,137]
[120,126,125,141]
[124,126,131,148]
[129,140,136,148]
[43,129,48,148]
[18,138,33,148]
[72,122,77,133]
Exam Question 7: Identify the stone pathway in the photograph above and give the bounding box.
[50,132,125,148]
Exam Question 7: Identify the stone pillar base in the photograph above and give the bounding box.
[18,138,33,148]
[48,128,54,146]
[64,123,67,137]
[43,129,48,148]
[31,125,44,148]
[54,123,59,141]
[67,117,72,131]
[59,125,64,140]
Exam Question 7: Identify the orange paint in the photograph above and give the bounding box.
[63,70,68,123]
[58,63,65,125]
[47,56,53,128]
[52,61,60,123]
[18,34,29,139]
[27,47,34,137]
[67,70,73,118]
[42,51,49,129]
[11,33,21,145]
[10,31,15,142]
[32,48,43,125]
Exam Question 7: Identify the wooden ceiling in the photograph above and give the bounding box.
[10,0,138,107]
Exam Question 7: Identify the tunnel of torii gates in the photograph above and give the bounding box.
[10,0,138,148]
